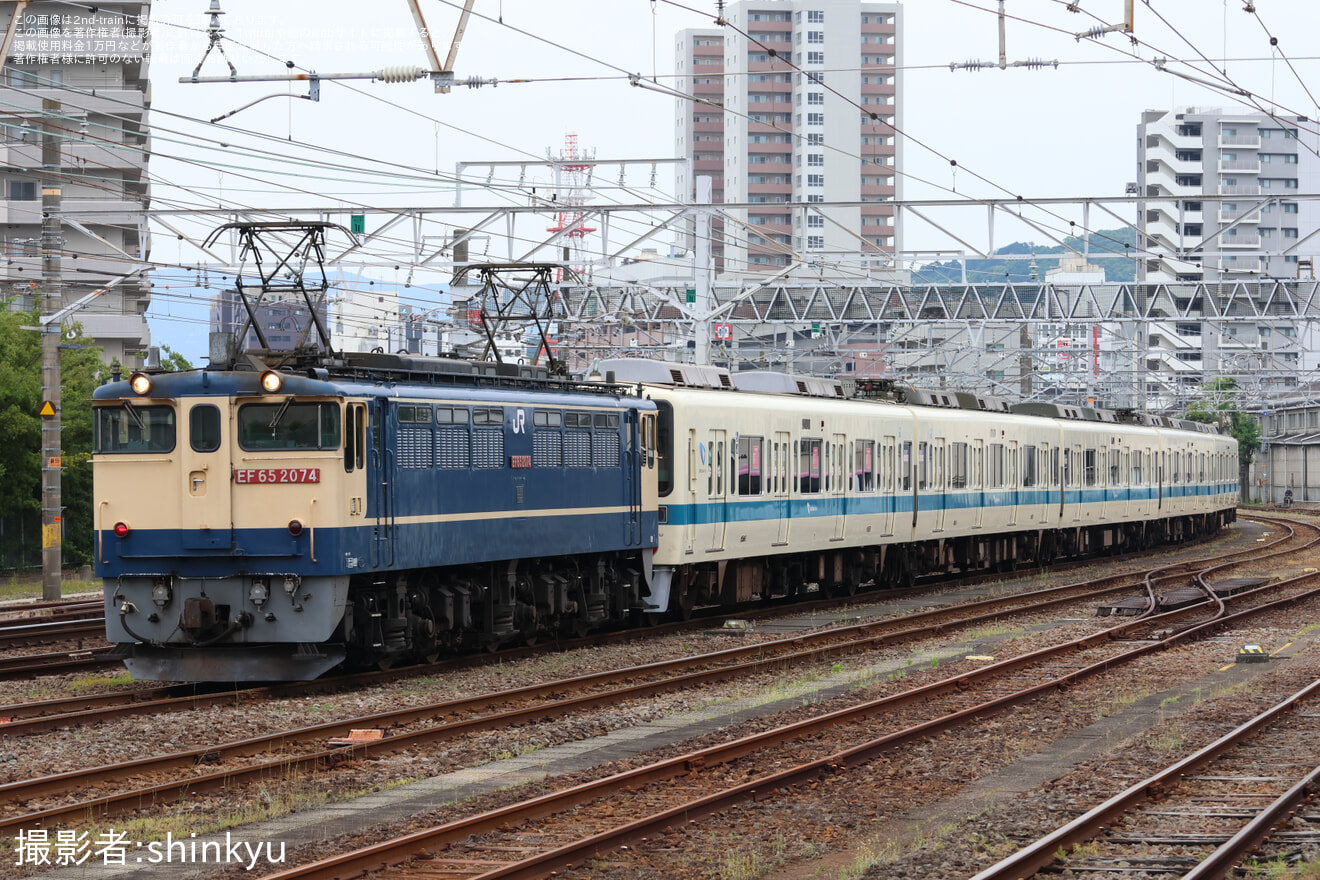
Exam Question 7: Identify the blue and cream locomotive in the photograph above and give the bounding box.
[93,352,1237,681]
[94,354,659,681]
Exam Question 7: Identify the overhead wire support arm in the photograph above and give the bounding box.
[947,2,1058,72]
[189,0,239,82]
[1073,0,1135,41]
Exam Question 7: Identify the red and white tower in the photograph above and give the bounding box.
[546,132,597,275]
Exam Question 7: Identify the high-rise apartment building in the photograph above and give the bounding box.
[675,0,902,278]
[2,2,152,368]
[1138,108,1319,283]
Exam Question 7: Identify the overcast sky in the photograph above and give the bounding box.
[139,0,1319,354]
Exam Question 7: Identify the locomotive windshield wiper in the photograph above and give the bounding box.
[268,396,294,431]
[121,400,145,430]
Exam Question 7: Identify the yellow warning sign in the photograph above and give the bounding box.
[42,523,60,548]
[38,401,55,418]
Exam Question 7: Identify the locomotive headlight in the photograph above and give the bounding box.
[259,370,284,394]
[128,372,152,396]
[249,579,269,608]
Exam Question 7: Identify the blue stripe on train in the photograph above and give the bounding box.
[659,483,1236,526]
[96,511,660,579]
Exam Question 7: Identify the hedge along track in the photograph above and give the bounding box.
[2,519,1311,872]
[249,541,1320,880]
[969,676,1320,880]
[0,514,1298,737]
[0,516,1306,830]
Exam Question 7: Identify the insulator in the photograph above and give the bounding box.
[377,65,423,83]
[464,75,486,89]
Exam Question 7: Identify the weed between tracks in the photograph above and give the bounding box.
[95,768,428,846]
[69,672,133,691]
[1241,854,1320,877]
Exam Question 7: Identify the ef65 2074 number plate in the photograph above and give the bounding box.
[233,468,321,484]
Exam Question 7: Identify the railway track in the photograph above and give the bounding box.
[0,515,1292,733]
[2,516,1313,846]
[249,551,1320,880]
[969,676,1320,880]
[0,617,106,650]
[0,598,101,623]
[0,645,120,680]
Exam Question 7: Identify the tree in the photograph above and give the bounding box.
[160,345,193,371]
[0,301,107,568]
[1184,377,1260,501]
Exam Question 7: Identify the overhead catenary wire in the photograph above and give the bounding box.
[10,3,1309,306]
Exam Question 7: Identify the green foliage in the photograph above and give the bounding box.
[1183,377,1261,466]
[160,345,193,371]
[1229,412,1261,466]
[914,228,1139,285]
[0,301,107,567]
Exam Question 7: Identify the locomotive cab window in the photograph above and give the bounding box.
[344,403,366,472]
[239,401,340,451]
[642,413,656,468]
[189,404,221,453]
[95,404,176,453]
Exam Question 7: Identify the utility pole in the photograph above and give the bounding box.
[41,98,63,600]
[693,176,713,364]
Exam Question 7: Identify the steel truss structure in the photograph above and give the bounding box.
[549,278,1320,414]
[57,195,1320,413]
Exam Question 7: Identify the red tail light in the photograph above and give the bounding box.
[288,520,303,536]
[113,522,130,538]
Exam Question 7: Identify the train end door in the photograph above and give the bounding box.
[180,400,233,551]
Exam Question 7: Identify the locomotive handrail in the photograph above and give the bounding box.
[96,500,109,564]
[309,498,317,563]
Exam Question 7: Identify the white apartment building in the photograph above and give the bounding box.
[1138,107,1319,282]
[675,0,902,279]
[1,2,152,367]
